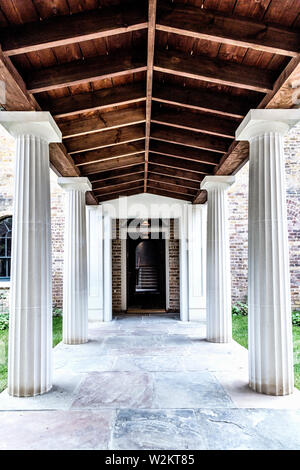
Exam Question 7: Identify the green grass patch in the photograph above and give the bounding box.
[232,314,300,390]
[0,316,63,393]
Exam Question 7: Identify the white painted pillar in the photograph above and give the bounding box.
[0,112,62,397]
[103,213,112,321]
[58,177,92,344]
[188,204,207,322]
[180,206,189,321]
[201,176,235,342]
[236,109,300,395]
[86,206,104,322]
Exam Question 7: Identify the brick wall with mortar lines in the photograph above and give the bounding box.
[169,219,180,312]
[0,134,65,310]
[228,124,300,310]
[111,219,180,312]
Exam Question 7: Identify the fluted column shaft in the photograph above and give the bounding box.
[59,178,92,344]
[248,132,293,395]
[0,112,62,397]
[201,176,235,343]
[236,109,300,395]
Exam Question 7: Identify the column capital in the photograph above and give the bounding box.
[0,111,62,143]
[236,109,300,141]
[58,177,92,192]
[201,175,235,191]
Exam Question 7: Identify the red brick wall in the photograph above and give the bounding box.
[169,219,180,312]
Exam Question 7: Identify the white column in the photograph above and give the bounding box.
[188,204,207,322]
[180,205,189,321]
[86,206,104,322]
[103,213,112,321]
[58,177,92,344]
[201,175,235,342]
[0,112,62,397]
[236,109,300,395]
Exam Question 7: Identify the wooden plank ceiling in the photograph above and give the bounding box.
[0,0,299,203]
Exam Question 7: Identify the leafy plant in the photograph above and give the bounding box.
[232,301,248,316]
[0,313,9,331]
[52,306,62,317]
[292,310,300,327]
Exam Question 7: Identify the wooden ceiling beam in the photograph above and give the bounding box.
[92,172,145,190]
[94,179,145,195]
[80,154,145,175]
[148,187,194,201]
[152,84,258,119]
[147,179,197,196]
[148,163,204,182]
[0,46,86,178]
[193,57,300,204]
[88,164,145,183]
[58,107,146,138]
[27,51,147,93]
[144,0,157,192]
[152,104,238,138]
[148,171,200,190]
[215,57,300,176]
[1,2,147,56]
[149,153,213,174]
[151,124,230,153]
[65,124,145,154]
[74,140,145,166]
[97,186,144,202]
[154,50,275,93]
[157,1,300,57]
[42,83,146,118]
[150,140,220,165]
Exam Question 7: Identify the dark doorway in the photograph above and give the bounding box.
[127,235,166,310]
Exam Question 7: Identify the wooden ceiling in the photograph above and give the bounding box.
[0,0,299,203]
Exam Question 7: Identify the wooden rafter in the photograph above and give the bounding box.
[152,84,258,119]
[148,187,194,201]
[148,172,200,190]
[80,154,145,176]
[58,107,145,139]
[193,56,300,204]
[150,140,220,165]
[157,1,300,57]
[1,2,147,56]
[149,153,213,174]
[65,124,145,154]
[88,164,145,183]
[0,46,100,202]
[44,83,146,118]
[151,125,230,153]
[154,50,275,93]
[97,186,144,202]
[27,52,147,93]
[92,172,145,190]
[144,0,157,192]
[151,104,238,138]
[74,141,145,166]
[148,163,205,183]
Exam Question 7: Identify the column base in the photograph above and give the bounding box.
[249,381,294,396]
[8,384,52,398]
[206,337,232,344]
[63,338,88,345]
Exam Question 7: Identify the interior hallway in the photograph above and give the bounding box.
[0,315,299,450]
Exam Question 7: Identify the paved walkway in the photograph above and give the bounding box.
[0,314,299,450]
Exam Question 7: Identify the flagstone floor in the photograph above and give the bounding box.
[0,314,299,450]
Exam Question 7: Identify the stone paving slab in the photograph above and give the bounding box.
[0,314,299,449]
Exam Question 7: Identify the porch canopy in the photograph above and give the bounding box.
[0,0,299,202]
[0,0,299,398]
